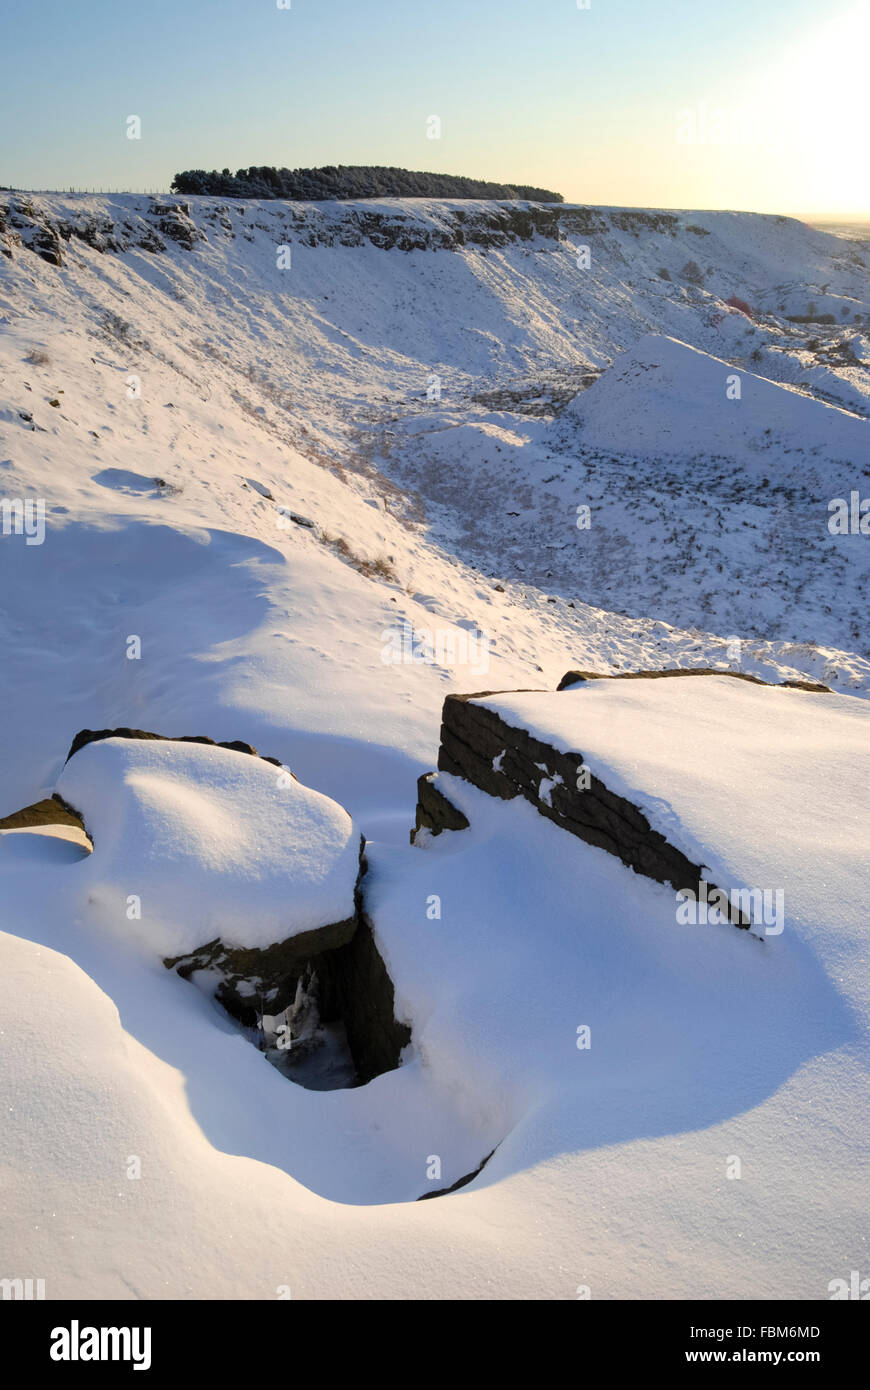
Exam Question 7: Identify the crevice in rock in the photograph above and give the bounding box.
[417,1148,497,1200]
[165,841,412,1089]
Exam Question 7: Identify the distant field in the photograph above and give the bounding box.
[806,218,870,240]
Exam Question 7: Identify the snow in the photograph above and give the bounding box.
[0,194,868,1299]
[0,826,91,864]
[4,744,868,1297]
[55,737,361,955]
[563,332,865,462]
[479,676,870,972]
[537,773,563,807]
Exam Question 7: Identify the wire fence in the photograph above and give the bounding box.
[5,188,173,196]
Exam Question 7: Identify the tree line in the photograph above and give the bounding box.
[170,165,564,202]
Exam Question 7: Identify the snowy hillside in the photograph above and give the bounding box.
[563,332,865,460]
[1,193,868,1300]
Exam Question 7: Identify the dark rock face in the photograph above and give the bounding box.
[43,727,408,1084]
[65,726,286,769]
[610,210,680,237]
[0,194,731,269]
[414,681,777,929]
[164,916,359,1026]
[290,203,565,252]
[559,209,609,236]
[420,667,832,923]
[135,226,166,253]
[64,213,123,253]
[435,692,714,894]
[0,199,133,265]
[164,842,411,1085]
[556,667,832,693]
[0,792,92,846]
[3,199,64,264]
[315,911,412,1084]
[146,200,204,250]
[0,196,198,266]
[411,772,470,842]
[29,225,64,266]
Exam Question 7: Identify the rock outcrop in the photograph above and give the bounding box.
[56,727,411,1086]
[430,688,716,895]
[164,838,411,1085]
[65,725,285,768]
[0,196,201,266]
[556,667,831,694]
[411,772,470,843]
[315,909,412,1085]
[0,792,93,848]
[146,200,205,250]
[0,194,753,270]
[414,668,829,926]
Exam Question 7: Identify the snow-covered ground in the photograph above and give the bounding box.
[0,195,868,1299]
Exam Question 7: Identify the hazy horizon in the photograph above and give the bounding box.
[2,0,866,220]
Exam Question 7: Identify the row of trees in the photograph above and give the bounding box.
[170,165,563,202]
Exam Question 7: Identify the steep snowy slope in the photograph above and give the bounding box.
[396,332,869,644]
[0,196,866,774]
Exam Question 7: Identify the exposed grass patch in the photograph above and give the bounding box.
[321,531,397,582]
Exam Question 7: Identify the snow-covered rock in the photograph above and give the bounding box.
[474,671,870,952]
[56,735,361,958]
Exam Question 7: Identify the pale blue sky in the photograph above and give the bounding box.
[2,0,865,215]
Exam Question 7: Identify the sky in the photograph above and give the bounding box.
[1,0,867,218]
